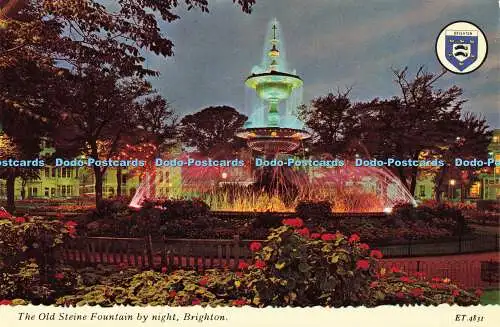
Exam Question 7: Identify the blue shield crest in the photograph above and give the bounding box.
[445,31,478,71]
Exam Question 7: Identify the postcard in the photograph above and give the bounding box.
[0,0,498,326]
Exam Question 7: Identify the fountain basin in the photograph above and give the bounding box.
[245,71,303,101]
[236,127,311,154]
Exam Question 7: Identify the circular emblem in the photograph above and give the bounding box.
[435,21,488,74]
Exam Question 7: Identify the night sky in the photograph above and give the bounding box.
[138,0,499,127]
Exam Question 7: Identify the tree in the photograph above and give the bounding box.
[52,70,151,205]
[357,67,465,195]
[1,0,255,77]
[431,113,492,201]
[298,88,361,157]
[180,106,247,156]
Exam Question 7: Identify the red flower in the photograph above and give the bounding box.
[65,221,78,228]
[390,265,401,273]
[169,290,177,297]
[431,277,441,282]
[161,266,167,273]
[238,261,249,270]
[14,217,26,224]
[348,234,360,243]
[452,290,460,297]
[249,242,262,252]
[310,233,321,239]
[282,218,304,228]
[430,284,439,289]
[54,273,65,280]
[356,259,370,270]
[370,250,383,259]
[0,209,12,219]
[399,276,411,283]
[359,243,370,250]
[254,259,266,269]
[321,233,336,241]
[395,292,405,299]
[191,298,201,305]
[199,278,208,286]
[0,299,12,305]
[410,288,424,297]
[370,281,379,288]
[475,289,483,297]
[296,227,310,237]
[232,299,247,306]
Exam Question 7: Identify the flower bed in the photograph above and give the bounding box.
[0,216,482,307]
[71,200,468,244]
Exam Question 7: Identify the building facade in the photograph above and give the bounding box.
[414,129,500,202]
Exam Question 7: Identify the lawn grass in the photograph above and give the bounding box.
[480,289,500,305]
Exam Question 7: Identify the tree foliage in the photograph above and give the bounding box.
[180,106,247,156]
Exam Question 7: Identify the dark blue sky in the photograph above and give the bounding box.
[139,0,499,127]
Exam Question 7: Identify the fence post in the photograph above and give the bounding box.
[145,234,154,269]
[416,260,420,272]
[407,239,412,257]
[233,235,241,270]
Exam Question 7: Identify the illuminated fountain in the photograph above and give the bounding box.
[236,19,311,154]
[129,19,416,212]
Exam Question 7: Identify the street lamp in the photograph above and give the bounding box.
[448,179,456,200]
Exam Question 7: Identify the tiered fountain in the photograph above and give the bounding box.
[236,19,310,155]
[129,19,416,212]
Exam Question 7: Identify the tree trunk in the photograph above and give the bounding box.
[408,152,421,196]
[94,167,103,206]
[116,168,122,197]
[434,166,447,201]
[6,169,16,213]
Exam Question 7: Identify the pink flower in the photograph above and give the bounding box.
[452,289,460,297]
[370,281,379,288]
[161,266,167,273]
[431,277,441,282]
[54,273,64,280]
[282,218,304,228]
[310,233,321,239]
[249,242,262,252]
[370,250,383,259]
[191,298,201,305]
[296,227,310,237]
[238,261,249,270]
[358,243,370,250]
[356,259,370,270]
[348,234,360,243]
[395,292,405,299]
[321,233,336,241]
[254,259,266,269]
